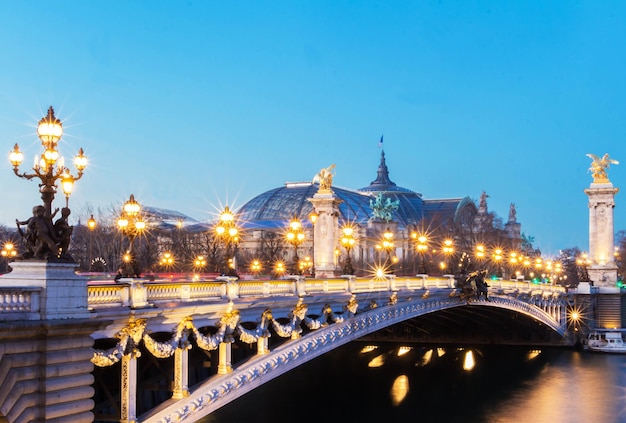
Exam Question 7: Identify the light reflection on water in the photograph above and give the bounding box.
[484,351,626,423]
[202,345,626,423]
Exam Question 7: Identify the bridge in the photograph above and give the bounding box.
[0,261,572,423]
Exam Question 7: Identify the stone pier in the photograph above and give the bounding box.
[0,261,105,423]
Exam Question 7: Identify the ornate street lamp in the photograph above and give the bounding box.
[437,238,454,275]
[493,248,503,278]
[380,228,395,273]
[381,228,394,259]
[521,257,531,280]
[340,225,356,275]
[87,214,96,271]
[10,106,87,217]
[9,107,87,260]
[215,206,239,276]
[193,255,207,272]
[117,194,146,278]
[415,235,428,274]
[286,216,305,274]
[1,242,17,259]
[1,242,17,273]
[160,252,175,268]
[273,261,286,278]
[475,244,485,261]
[301,256,313,275]
[508,251,519,279]
[250,259,262,277]
[577,253,591,282]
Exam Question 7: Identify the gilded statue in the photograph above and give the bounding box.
[312,164,336,192]
[587,153,619,182]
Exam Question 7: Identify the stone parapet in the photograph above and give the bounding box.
[0,261,90,320]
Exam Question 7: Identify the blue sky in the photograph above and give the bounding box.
[1,1,625,256]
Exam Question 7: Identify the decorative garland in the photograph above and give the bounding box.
[91,297,359,367]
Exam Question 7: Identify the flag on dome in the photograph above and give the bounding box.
[378,134,384,148]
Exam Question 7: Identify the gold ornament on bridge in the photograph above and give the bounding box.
[312,163,336,193]
[587,153,619,183]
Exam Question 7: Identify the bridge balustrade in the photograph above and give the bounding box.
[0,276,567,320]
[0,287,41,320]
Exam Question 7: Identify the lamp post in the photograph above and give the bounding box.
[286,216,305,274]
[1,242,17,273]
[577,253,591,282]
[274,261,286,278]
[215,206,239,277]
[250,259,262,277]
[87,214,96,271]
[301,256,313,275]
[508,251,519,280]
[442,238,454,274]
[521,257,531,281]
[9,107,87,260]
[309,211,318,276]
[340,225,355,275]
[117,194,146,278]
[9,106,87,217]
[475,244,486,271]
[193,255,207,272]
[159,252,175,276]
[416,235,428,274]
[493,248,503,278]
[381,228,395,272]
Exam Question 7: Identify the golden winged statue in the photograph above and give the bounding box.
[312,164,336,192]
[587,153,619,182]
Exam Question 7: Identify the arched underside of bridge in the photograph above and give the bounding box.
[360,304,566,346]
[139,295,568,423]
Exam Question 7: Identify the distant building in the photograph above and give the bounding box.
[234,149,523,275]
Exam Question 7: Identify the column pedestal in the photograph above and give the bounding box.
[584,182,619,286]
[308,192,343,278]
[120,354,137,423]
[0,260,90,320]
[172,348,189,399]
[217,342,232,374]
[0,260,104,422]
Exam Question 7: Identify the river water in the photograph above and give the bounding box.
[202,343,626,423]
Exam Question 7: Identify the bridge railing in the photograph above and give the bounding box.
[0,274,566,320]
[0,287,41,320]
[87,275,459,308]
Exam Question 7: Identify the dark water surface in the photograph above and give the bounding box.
[201,343,626,423]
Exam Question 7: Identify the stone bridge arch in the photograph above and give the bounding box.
[140,294,568,422]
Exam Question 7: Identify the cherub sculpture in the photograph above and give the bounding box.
[587,153,619,182]
[16,205,59,260]
[312,164,336,192]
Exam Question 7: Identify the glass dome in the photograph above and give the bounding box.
[236,150,469,230]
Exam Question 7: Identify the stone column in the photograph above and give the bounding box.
[257,335,269,355]
[172,348,189,399]
[120,353,138,423]
[308,192,343,278]
[584,181,619,286]
[217,342,232,374]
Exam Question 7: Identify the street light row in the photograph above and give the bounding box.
[1,107,588,283]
